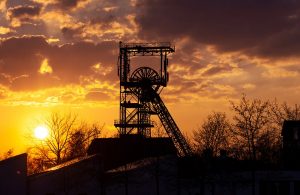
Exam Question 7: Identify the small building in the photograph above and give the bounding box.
[281,120,300,168]
[0,153,27,195]
[87,136,177,170]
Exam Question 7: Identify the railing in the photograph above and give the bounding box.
[114,119,155,126]
[119,42,174,49]
[149,89,192,157]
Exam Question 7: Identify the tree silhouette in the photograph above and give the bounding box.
[28,112,102,173]
[46,112,77,164]
[271,100,300,128]
[0,149,14,160]
[265,100,300,163]
[193,112,230,156]
[230,95,270,160]
[256,128,281,163]
[67,122,102,160]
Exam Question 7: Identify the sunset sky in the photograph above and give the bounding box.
[1,0,300,154]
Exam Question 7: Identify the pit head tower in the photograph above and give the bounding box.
[114,42,192,157]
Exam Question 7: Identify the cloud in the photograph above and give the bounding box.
[201,64,234,77]
[1,0,137,43]
[59,0,89,9]
[7,5,41,18]
[61,25,84,41]
[1,1,300,107]
[62,0,137,41]
[0,35,48,76]
[7,5,41,27]
[47,40,117,84]
[31,0,90,10]
[0,36,118,91]
[262,67,299,78]
[136,0,300,58]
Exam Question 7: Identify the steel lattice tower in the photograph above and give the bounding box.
[114,42,192,156]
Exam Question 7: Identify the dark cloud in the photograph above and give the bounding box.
[167,73,206,95]
[61,26,84,41]
[90,14,117,25]
[61,0,82,8]
[47,40,117,84]
[7,5,41,19]
[6,0,36,8]
[0,36,48,76]
[42,0,89,10]
[12,22,48,37]
[58,0,88,9]
[0,36,118,91]
[136,0,300,58]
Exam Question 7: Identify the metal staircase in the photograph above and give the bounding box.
[149,88,192,157]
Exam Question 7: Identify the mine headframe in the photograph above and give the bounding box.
[117,42,173,85]
[114,42,192,157]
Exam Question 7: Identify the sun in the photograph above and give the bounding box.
[34,126,49,140]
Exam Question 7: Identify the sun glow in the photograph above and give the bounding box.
[34,126,49,140]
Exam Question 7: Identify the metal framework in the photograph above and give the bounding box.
[114,42,192,156]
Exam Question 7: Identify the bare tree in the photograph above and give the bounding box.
[193,112,230,156]
[67,122,102,160]
[26,150,49,174]
[263,100,300,163]
[28,112,102,173]
[271,100,300,128]
[0,149,14,160]
[44,112,77,165]
[256,128,281,163]
[230,95,270,160]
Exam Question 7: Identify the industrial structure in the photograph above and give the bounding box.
[114,42,192,157]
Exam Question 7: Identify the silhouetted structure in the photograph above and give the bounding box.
[282,120,300,168]
[87,136,177,170]
[114,42,192,156]
[0,153,27,195]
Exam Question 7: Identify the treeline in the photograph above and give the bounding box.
[192,94,300,163]
[2,95,299,173]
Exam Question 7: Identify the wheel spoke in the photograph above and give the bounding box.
[131,67,161,92]
[137,71,143,78]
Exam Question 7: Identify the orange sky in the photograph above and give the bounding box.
[1,0,300,154]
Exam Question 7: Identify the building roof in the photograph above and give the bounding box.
[87,136,177,170]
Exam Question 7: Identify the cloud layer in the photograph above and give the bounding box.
[0,0,299,106]
[136,0,300,58]
[0,35,118,105]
